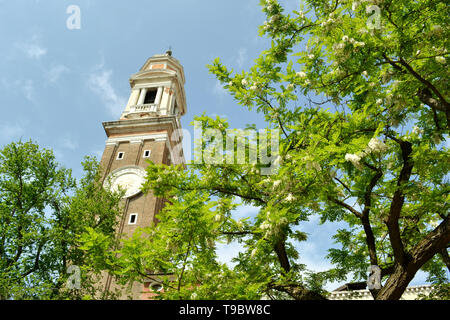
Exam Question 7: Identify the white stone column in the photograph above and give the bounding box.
[137,88,147,105]
[159,88,169,115]
[155,86,163,107]
[125,89,140,112]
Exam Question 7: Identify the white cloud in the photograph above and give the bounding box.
[45,65,70,83]
[16,34,47,60]
[212,80,227,97]
[1,78,36,103]
[216,241,244,267]
[24,44,47,59]
[60,136,78,151]
[0,123,25,143]
[88,69,127,117]
[22,79,35,101]
[237,48,247,68]
[233,203,259,220]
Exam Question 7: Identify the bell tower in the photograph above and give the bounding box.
[98,51,186,299]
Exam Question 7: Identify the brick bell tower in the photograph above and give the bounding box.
[99,50,186,299]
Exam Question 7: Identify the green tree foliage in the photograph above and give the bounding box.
[0,140,122,299]
[82,0,449,300]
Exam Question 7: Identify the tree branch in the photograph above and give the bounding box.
[329,197,362,219]
[439,248,450,273]
[267,282,326,300]
[361,164,383,266]
[385,137,413,266]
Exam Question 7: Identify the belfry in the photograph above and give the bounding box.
[99,51,186,299]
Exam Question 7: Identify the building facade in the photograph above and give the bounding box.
[98,51,186,299]
[328,284,433,300]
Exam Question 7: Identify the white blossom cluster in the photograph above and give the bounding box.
[431,25,443,35]
[367,137,388,153]
[345,153,363,170]
[284,193,296,202]
[306,161,321,171]
[259,211,289,240]
[412,126,424,135]
[296,70,311,86]
[342,35,365,47]
[435,56,446,64]
[345,137,388,169]
[262,0,281,32]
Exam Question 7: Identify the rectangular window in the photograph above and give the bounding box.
[144,88,157,104]
[117,152,124,160]
[128,213,137,225]
[143,150,151,158]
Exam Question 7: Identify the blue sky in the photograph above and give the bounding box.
[0,0,432,291]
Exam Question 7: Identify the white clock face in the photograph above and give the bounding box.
[104,166,147,198]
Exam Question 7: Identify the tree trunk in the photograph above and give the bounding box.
[375,263,416,300]
[376,217,450,300]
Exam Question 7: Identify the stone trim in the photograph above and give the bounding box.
[328,285,434,300]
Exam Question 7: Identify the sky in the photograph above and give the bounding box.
[0,0,432,291]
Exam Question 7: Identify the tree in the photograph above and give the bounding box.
[0,140,122,299]
[82,0,449,300]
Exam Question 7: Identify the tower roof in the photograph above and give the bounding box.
[127,52,187,116]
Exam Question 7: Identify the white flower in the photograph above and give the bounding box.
[308,54,315,59]
[251,248,258,258]
[250,85,258,91]
[412,126,424,135]
[352,1,360,11]
[241,79,248,86]
[345,153,360,163]
[270,14,280,23]
[362,70,368,77]
[333,42,345,51]
[260,221,271,230]
[376,98,383,105]
[312,162,321,171]
[431,25,442,34]
[287,83,294,90]
[267,5,273,11]
[345,153,363,170]
[285,193,296,202]
[296,71,307,78]
[435,56,446,64]
[273,155,282,166]
[273,180,282,188]
[342,35,349,42]
[191,293,198,299]
[228,81,233,86]
[358,28,368,34]
[367,137,388,153]
[214,214,222,222]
